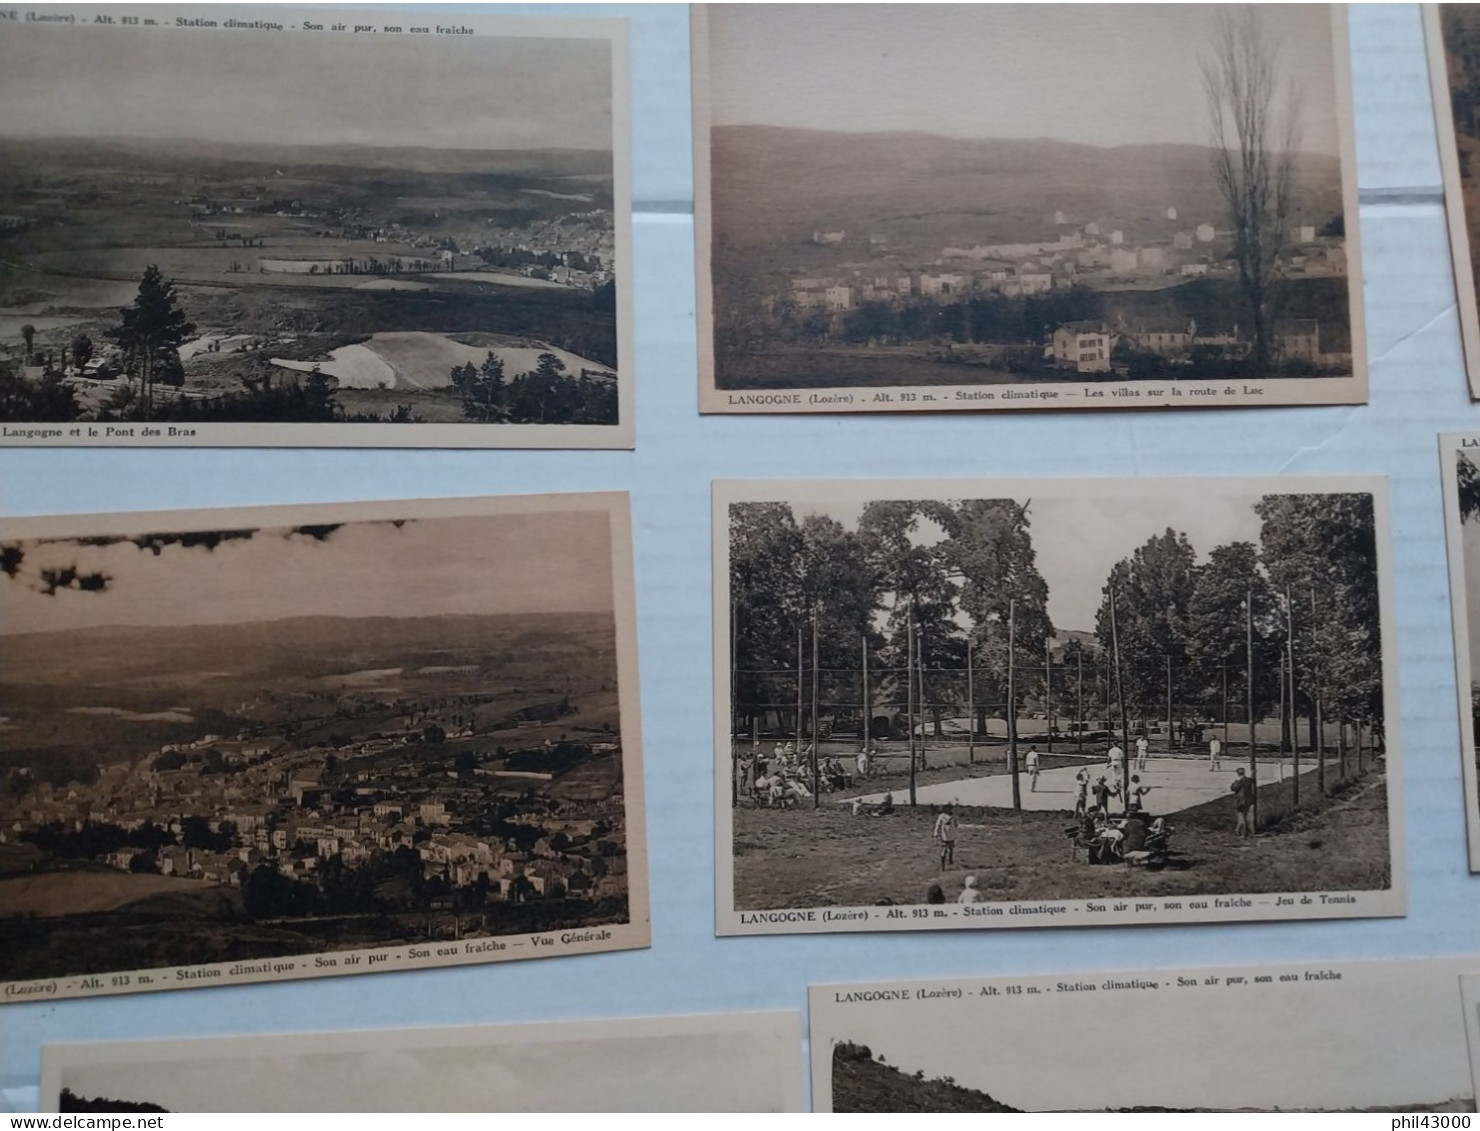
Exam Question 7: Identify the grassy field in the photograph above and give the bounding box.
[0,868,223,917]
[733,768,1390,909]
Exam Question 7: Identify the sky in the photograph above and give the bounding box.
[823,962,1470,1111]
[708,4,1341,155]
[797,490,1267,634]
[2,510,614,636]
[0,23,612,151]
[57,1029,789,1111]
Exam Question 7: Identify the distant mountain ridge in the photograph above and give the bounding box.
[0,135,613,177]
[711,124,1342,250]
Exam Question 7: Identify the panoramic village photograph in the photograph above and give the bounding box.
[0,496,643,993]
[46,1014,799,1113]
[0,14,626,438]
[818,962,1474,1113]
[720,480,1394,920]
[700,4,1357,397]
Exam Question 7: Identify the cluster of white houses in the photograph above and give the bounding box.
[785,211,1346,316]
[1047,316,1347,374]
[2,727,628,906]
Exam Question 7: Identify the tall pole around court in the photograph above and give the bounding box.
[967,638,976,765]
[1076,649,1085,755]
[1008,599,1021,811]
[1247,589,1259,832]
[1310,586,1325,800]
[1045,638,1054,753]
[810,607,820,808]
[1222,663,1230,750]
[1286,585,1299,810]
[1165,654,1173,757]
[730,598,739,806]
[916,622,928,771]
[860,635,871,754]
[1108,586,1130,812]
[795,626,804,756]
[907,602,918,806]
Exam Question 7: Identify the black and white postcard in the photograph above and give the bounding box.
[810,958,1474,1112]
[1426,6,1480,399]
[40,1012,802,1112]
[1439,433,1480,871]
[0,5,633,447]
[694,4,1364,414]
[0,493,648,1001]
[714,477,1402,935]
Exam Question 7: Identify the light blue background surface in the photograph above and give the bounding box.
[1,3,1477,1111]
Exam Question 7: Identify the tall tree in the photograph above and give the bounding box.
[729,502,805,733]
[1459,451,1480,522]
[106,265,196,412]
[1186,540,1282,722]
[939,499,1053,727]
[1255,492,1383,764]
[1096,530,1199,726]
[1202,6,1302,368]
[857,501,963,734]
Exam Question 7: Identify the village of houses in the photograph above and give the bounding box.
[1,714,629,915]
[779,206,1350,374]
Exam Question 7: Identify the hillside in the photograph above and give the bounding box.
[711,126,1343,259]
[830,1043,1022,1113]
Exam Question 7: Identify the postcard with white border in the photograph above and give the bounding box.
[695,4,1365,415]
[715,476,1403,935]
[40,1011,802,1112]
[1,492,648,1002]
[1439,432,1480,871]
[1426,6,1480,400]
[0,5,633,447]
[811,958,1474,1112]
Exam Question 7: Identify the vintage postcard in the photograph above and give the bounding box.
[694,4,1365,414]
[39,1012,803,1112]
[0,493,647,1002]
[1427,7,1480,399]
[810,958,1476,1112]
[1460,974,1480,1098]
[0,5,633,447]
[714,477,1402,935]
[1439,433,1480,871]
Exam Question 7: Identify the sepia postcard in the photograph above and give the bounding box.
[0,5,633,448]
[1427,7,1480,400]
[1460,974,1480,1098]
[713,476,1402,936]
[810,957,1476,1112]
[694,4,1365,415]
[1439,433,1480,871]
[0,493,648,1002]
[39,1011,803,1112]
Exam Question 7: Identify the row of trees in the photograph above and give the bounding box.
[447,351,617,425]
[729,493,1384,805]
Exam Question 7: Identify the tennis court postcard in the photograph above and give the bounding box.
[1,492,647,1002]
[811,957,1475,1112]
[40,1011,803,1112]
[0,5,633,448]
[694,4,1364,415]
[713,476,1403,935]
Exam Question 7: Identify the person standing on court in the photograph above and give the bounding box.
[1209,735,1222,771]
[1026,745,1041,792]
[1135,734,1148,771]
[933,805,958,869]
[1230,767,1255,836]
